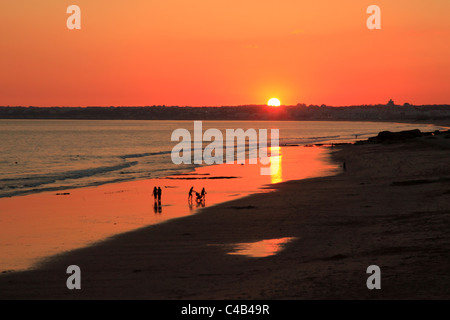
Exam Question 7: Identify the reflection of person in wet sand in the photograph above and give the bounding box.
[194,193,206,208]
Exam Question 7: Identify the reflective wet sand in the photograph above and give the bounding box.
[0,146,337,271]
[227,237,297,258]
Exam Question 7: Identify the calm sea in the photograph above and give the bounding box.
[0,120,444,198]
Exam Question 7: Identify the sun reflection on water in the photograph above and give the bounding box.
[270,146,282,184]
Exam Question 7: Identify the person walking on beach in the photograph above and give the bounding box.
[201,187,207,201]
[152,186,158,202]
[157,187,162,203]
[188,186,194,202]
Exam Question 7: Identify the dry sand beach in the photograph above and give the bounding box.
[0,131,450,299]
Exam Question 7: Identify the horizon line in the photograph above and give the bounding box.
[2,103,450,108]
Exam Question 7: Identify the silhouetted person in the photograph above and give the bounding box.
[201,188,207,201]
[157,187,162,203]
[152,187,158,202]
[188,186,194,202]
[153,201,158,214]
[343,162,347,171]
[195,192,202,203]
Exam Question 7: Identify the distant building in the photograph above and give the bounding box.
[387,99,395,106]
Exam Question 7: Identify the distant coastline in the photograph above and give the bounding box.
[1,104,450,122]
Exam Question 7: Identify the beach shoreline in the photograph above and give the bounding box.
[1,119,447,200]
[0,144,337,273]
[1,131,450,299]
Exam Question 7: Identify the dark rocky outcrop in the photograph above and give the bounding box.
[355,129,450,145]
[368,129,424,143]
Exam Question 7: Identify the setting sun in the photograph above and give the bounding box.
[268,98,281,107]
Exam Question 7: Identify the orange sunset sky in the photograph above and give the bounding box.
[0,0,449,107]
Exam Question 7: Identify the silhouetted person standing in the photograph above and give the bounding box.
[157,187,162,203]
[343,162,347,171]
[201,187,207,201]
[152,187,158,202]
[188,186,194,202]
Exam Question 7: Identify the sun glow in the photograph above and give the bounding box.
[268,98,281,107]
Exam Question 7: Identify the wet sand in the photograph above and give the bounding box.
[1,135,450,299]
[0,146,336,272]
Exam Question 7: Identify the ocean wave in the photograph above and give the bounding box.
[119,151,172,159]
[0,162,138,191]
[279,135,341,142]
[0,177,133,198]
[0,161,202,198]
